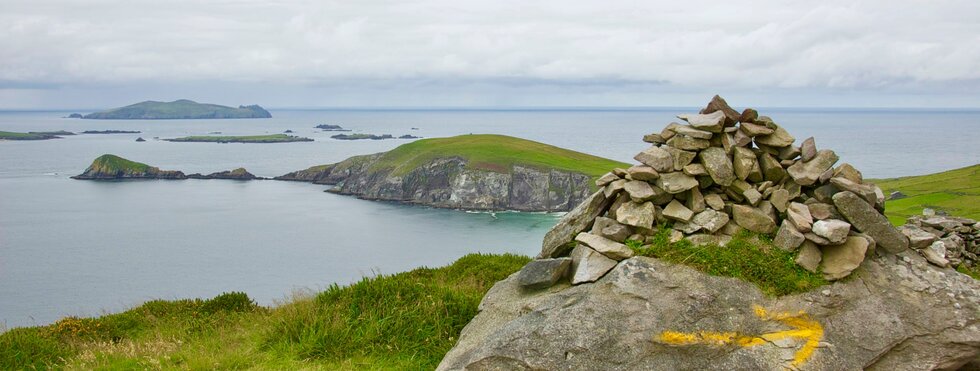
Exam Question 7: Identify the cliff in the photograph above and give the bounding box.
[275,134,628,212]
[83,99,272,119]
[71,154,186,180]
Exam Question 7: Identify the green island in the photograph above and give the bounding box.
[83,99,272,119]
[871,164,980,225]
[0,130,71,140]
[369,134,629,177]
[164,134,313,143]
[71,154,186,180]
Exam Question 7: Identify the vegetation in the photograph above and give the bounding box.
[0,130,63,140]
[0,253,529,370]
[84,99,272,119]
[872,164,980,225]
[165,134,313,143]
[370,134,630,177]
[626,228,828,296]
[86,154,153,174]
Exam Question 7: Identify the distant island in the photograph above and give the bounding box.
[83,99,272,120]
[71,154,186,180]
[0,130,74,140]
[164,134,313,143]
[82,130,141,134]
[315,124,351,131]
[330,133,420,140]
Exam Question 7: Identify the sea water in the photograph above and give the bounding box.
[1,108,978,328]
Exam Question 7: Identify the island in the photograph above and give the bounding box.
[82,130,141,134]
[163,134,313,143]
[187,168,261,180]
[277,134,628,211]
[314,124,350,131]
[0,130,71,140]
[71,154,186,180]
[67,113,83,118]
[83,99,272,119]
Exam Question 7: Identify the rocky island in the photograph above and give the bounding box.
[71,154,186,180]
[0,130,74,140]
[315,124,350,131]
[83,99,272,119]
[164,134,313,143]
[277,134,628,212]
[187,168,261,180]
[81,130,141,134]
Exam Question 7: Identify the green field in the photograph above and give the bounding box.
[165,134,313,143]
[871,164,980,225]
[370,134,630,177]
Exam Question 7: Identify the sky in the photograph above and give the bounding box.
[1,0,979,109]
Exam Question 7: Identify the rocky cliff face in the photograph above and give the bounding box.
[277,154,594,212]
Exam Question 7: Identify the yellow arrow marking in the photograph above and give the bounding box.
[656,305,823,368]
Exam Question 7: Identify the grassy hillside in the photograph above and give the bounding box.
[370,134,630,177]
[165,134,312,143]
[87,154,152,173]
[84,99,271,119]
[871,164,980,225]
[0,254,530,370]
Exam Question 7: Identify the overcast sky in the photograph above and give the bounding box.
[2,0,978,109]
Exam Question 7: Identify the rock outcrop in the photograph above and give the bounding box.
[187,168,260,180]
[71,154,186,180]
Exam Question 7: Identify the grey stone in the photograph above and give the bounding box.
[700,95,740,126]
[539,190,613,258]
[687,187,706,213]
[673,221,702,234]
[575,233,634,261]
[899,225,937,249]
[758,152,786,182]
[834,163,864,183]
[660,122,681,140]
[800,137,816,162]
[788,202,814,233]
[733,128,752,147]
[642,133,665,144]
[691,209,729,233]
[739,122,774,137]
[682,163,706,176]
[787,149,839,186]
[808,203,837,220]
[743,188,763,206]
[663,200,694,223]
[778,145,801,161]
[568,245,618,284]
[677,110,725,133]
[603,178,626,198]
[812,219,851,245]
[666,147,696,171]
[699,147,735,187]
[774,220,805,251]
[704,193,725,211]
[591,216,632,243]
[615,201,656,230]
[829,177,876,205]
[634,146,673,173]
[517,258,571,290]
[595,172,619,187]
[667,134,710,151]
[820,236,869,280]
[805,232,834,246]
[733,147,763,182]
[833,191,909,254]
[922,243,951,267]
[656,172,699,194]
[626,165,658,181]
[889,191,907,200]
[624,180,657,202]
[813,184,840,204]
[754,124,795,147]
[770,189,790,213]
[731,204,776,233]
[795,241,822,273]
[672,125,713,139]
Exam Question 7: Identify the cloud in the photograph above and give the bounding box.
[1,0,978,107]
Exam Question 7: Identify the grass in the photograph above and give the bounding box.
[0,253,530,370]
[626,228,828,296]
[369,134,630,177]
[0,130,61,140]
[84,99,271,119]
[165,134,313,143]
[870,164,980,225]
[88,154,153,174]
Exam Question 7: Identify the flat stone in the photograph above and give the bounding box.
[569,245,618,284]
[731,204,776,233]
[834,163,863,183]
[517,258,571,290]
[656,172,699,194]
[733,147,763,182]
[595,172,620,187]
[787,202,813,233]
[666,147,696,171]
[673,221,701,234]
[627,165,659,181]
[820,236,869,280]
[540,190,613,258]
[663,200,694,223]
[575,233,634,261]
[615,201,656,230]
[773,220,805,251]
[672,125,713,139]
[634,146,673,173]
[800,137,816,162]
[807,203,836,220]
[812,219,851,245]
[591,216,632,243]
[739,122,774,137]
[700,95,740,126]
[805,232,833,246]
[787,149,839,186]
[642,133,665,144]
[795,241,822,273]
[691,209,729,233]
[682,163,706,176]
[667,135,710,151]
[678,111,725,133]
[604,179,626,198]
[770,189,790,213]
[830,177,876,205]
[624,180,657,202]
[898,226,939,250]
[754,124,795,148]
[704,193,725,211]
[660,122,681,140]
[699,147,735,187]
[833,191,909,253]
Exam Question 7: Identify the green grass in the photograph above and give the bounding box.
[88,154,153,173]
[0,130,60,140]
[0,253,529,370]
[166,134,313,143]
[870,164,980,225]
[84,99,271,119]
[626,228,828,296]
[369,134,629,177]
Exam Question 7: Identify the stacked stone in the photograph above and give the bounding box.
[518,96,912,291]
[900,210,980,268]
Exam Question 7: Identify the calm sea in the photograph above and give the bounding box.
[1,108,978,328]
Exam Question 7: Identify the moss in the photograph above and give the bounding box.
[957,264,980,280]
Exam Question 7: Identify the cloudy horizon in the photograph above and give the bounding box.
[2,0,979,109]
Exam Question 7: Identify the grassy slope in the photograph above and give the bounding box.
[167,134,311,143]
[870,164,980,225]
[88,154,152,173]
[87,100,268,119]
[370,134,630,177]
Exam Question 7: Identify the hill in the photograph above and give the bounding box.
[872,164,980,225]
[83,99,272,119]
[71,154,186,180]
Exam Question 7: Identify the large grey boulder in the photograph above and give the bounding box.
[516,258,571,290]
[833,191,909,254]
[439,254,980,370]
[539,190,612,258]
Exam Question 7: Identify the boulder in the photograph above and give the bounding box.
[833,191,909,254]
[539,190,612,258]
[568,245,618,284]
[770,189,790,213]
[820,236,869,281]
[807,203,837,220]
[738,108,758,123]
[758,153,786,182]
[603,179,626,198]
[642,133,665,144]
[699,147,735,186]
[731,204,776,233]
[616,201,656,230]
[812,219,851,245]
[672,125,713,139]
[829,177,876,204]
[786,149,839,186]
[516,258,571,290]
[739,122,774,137]
[575,233,634,261]
[833,163,863,183]
[634,146,673,172]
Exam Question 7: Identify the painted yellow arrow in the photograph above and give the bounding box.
[656,305,823,368]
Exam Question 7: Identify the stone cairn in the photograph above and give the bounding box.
[518,95,915,291]
[900,210,980,269]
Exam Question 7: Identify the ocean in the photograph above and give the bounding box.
[1,108,978,328]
